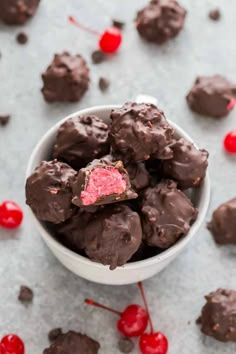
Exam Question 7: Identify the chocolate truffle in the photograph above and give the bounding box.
[72,159,137,207]
[53,115,109,169]
[41,52,90,103]
[0,0,40,25]
[126,162,150,191]
[186,75,236,118]
[207,198,236,245]
[161,138,209,189]
[110,102,174,162]
[198,289,236,342]
[81,204,142,270]
[25,160,76,224]
[136,0,186,44]
[43,330,100,354]
[140,180,198,248]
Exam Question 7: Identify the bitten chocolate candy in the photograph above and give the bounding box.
[161,138,209,189]
[186,75,236,118]
[53,115,110,169]
[140,180,198,248]
[43,331,100,354]
[41,52,90,103]
[26,160,76,224]
[72,159,137,207]
[198,289,236,342]
[207,198,236,244]
[136,0,186,44]
[110,102,174,162]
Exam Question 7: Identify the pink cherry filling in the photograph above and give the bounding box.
[81,167,127,205]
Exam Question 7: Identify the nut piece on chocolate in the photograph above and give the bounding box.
[161,138,209,189]
[25,160,77,224]
[53,115,109,169]
[80,204,142,270]
[18,285,34,303]
[110,102,174,162]
[41,52,90,103]
[0,0,40,25]
[197,289,236,342]
[43,330,100,354]
[207,198,236,245]
[140,180,198,248]
[186,75,236,118]
[72,159,138,207]
[126,162,150,191]
[136,0,186,44]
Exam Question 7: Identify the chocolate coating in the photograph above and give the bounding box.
[110,102,174,162]
[72,159,137,207]
[186,75,236,118]
[126,162,150,191]
[136,0,186,44]
[198,289,236,342]
[207,198,236,245]
[161,138,209,189]
[53,115,110,169]
[25,160,76,224]
[81,204,142,270]
[41,52,90,103]
[43,330,100,354]
[0,0,40,25]
[140,180,198,248]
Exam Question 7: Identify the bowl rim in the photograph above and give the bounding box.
[26,104,211,271]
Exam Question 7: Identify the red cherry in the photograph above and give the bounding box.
[99,27,122,54]
[1,334,24,354]
[139,332,168,354]
[85,299,148,337]
[224,131,236,153]
[0,201,23,229]
[0,343,6,354]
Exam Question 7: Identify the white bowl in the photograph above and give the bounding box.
[26,104,210,285]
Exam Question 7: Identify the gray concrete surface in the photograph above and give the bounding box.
[0,0,236,353]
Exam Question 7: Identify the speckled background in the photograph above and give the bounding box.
[0,0,236,353]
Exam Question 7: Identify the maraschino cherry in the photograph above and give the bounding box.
[1,334,24,354]
[224,130,236,153]
[69,16,122,54]
[227,98,236,112]
[85,299,148,337]
[138,282,168,354]
[0,343,5,354]
[0,201,23,229]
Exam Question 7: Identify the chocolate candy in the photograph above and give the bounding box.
[53,115,110,169]
[198,289,236,342]
[125,163,150,191]
[26,160,76,224]
[72,159,137,207]
[161,138,209,189]
[0,0,40,25]
[140,180,198,248]
[207,198,236,244]
[186,75,236,118]
[136,0,186,44]
[110,102,174,162]
[43,330,100,354]
[41,52,90,103]
[82,204,142,270]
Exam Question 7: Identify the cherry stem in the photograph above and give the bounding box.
[68,16,100,36]
[227,98,236,111]
[138,282,154,334]
[85,298,122,316]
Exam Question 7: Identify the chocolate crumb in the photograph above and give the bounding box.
[112,19,125,29]
[0,115,10,126]
[48,328,63,343]
[91,50,106,64]
[209,9,221,21]
[16,32,28,44]
[98,77,110,92]
[18,285,34,303]
[118,337,134,353]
